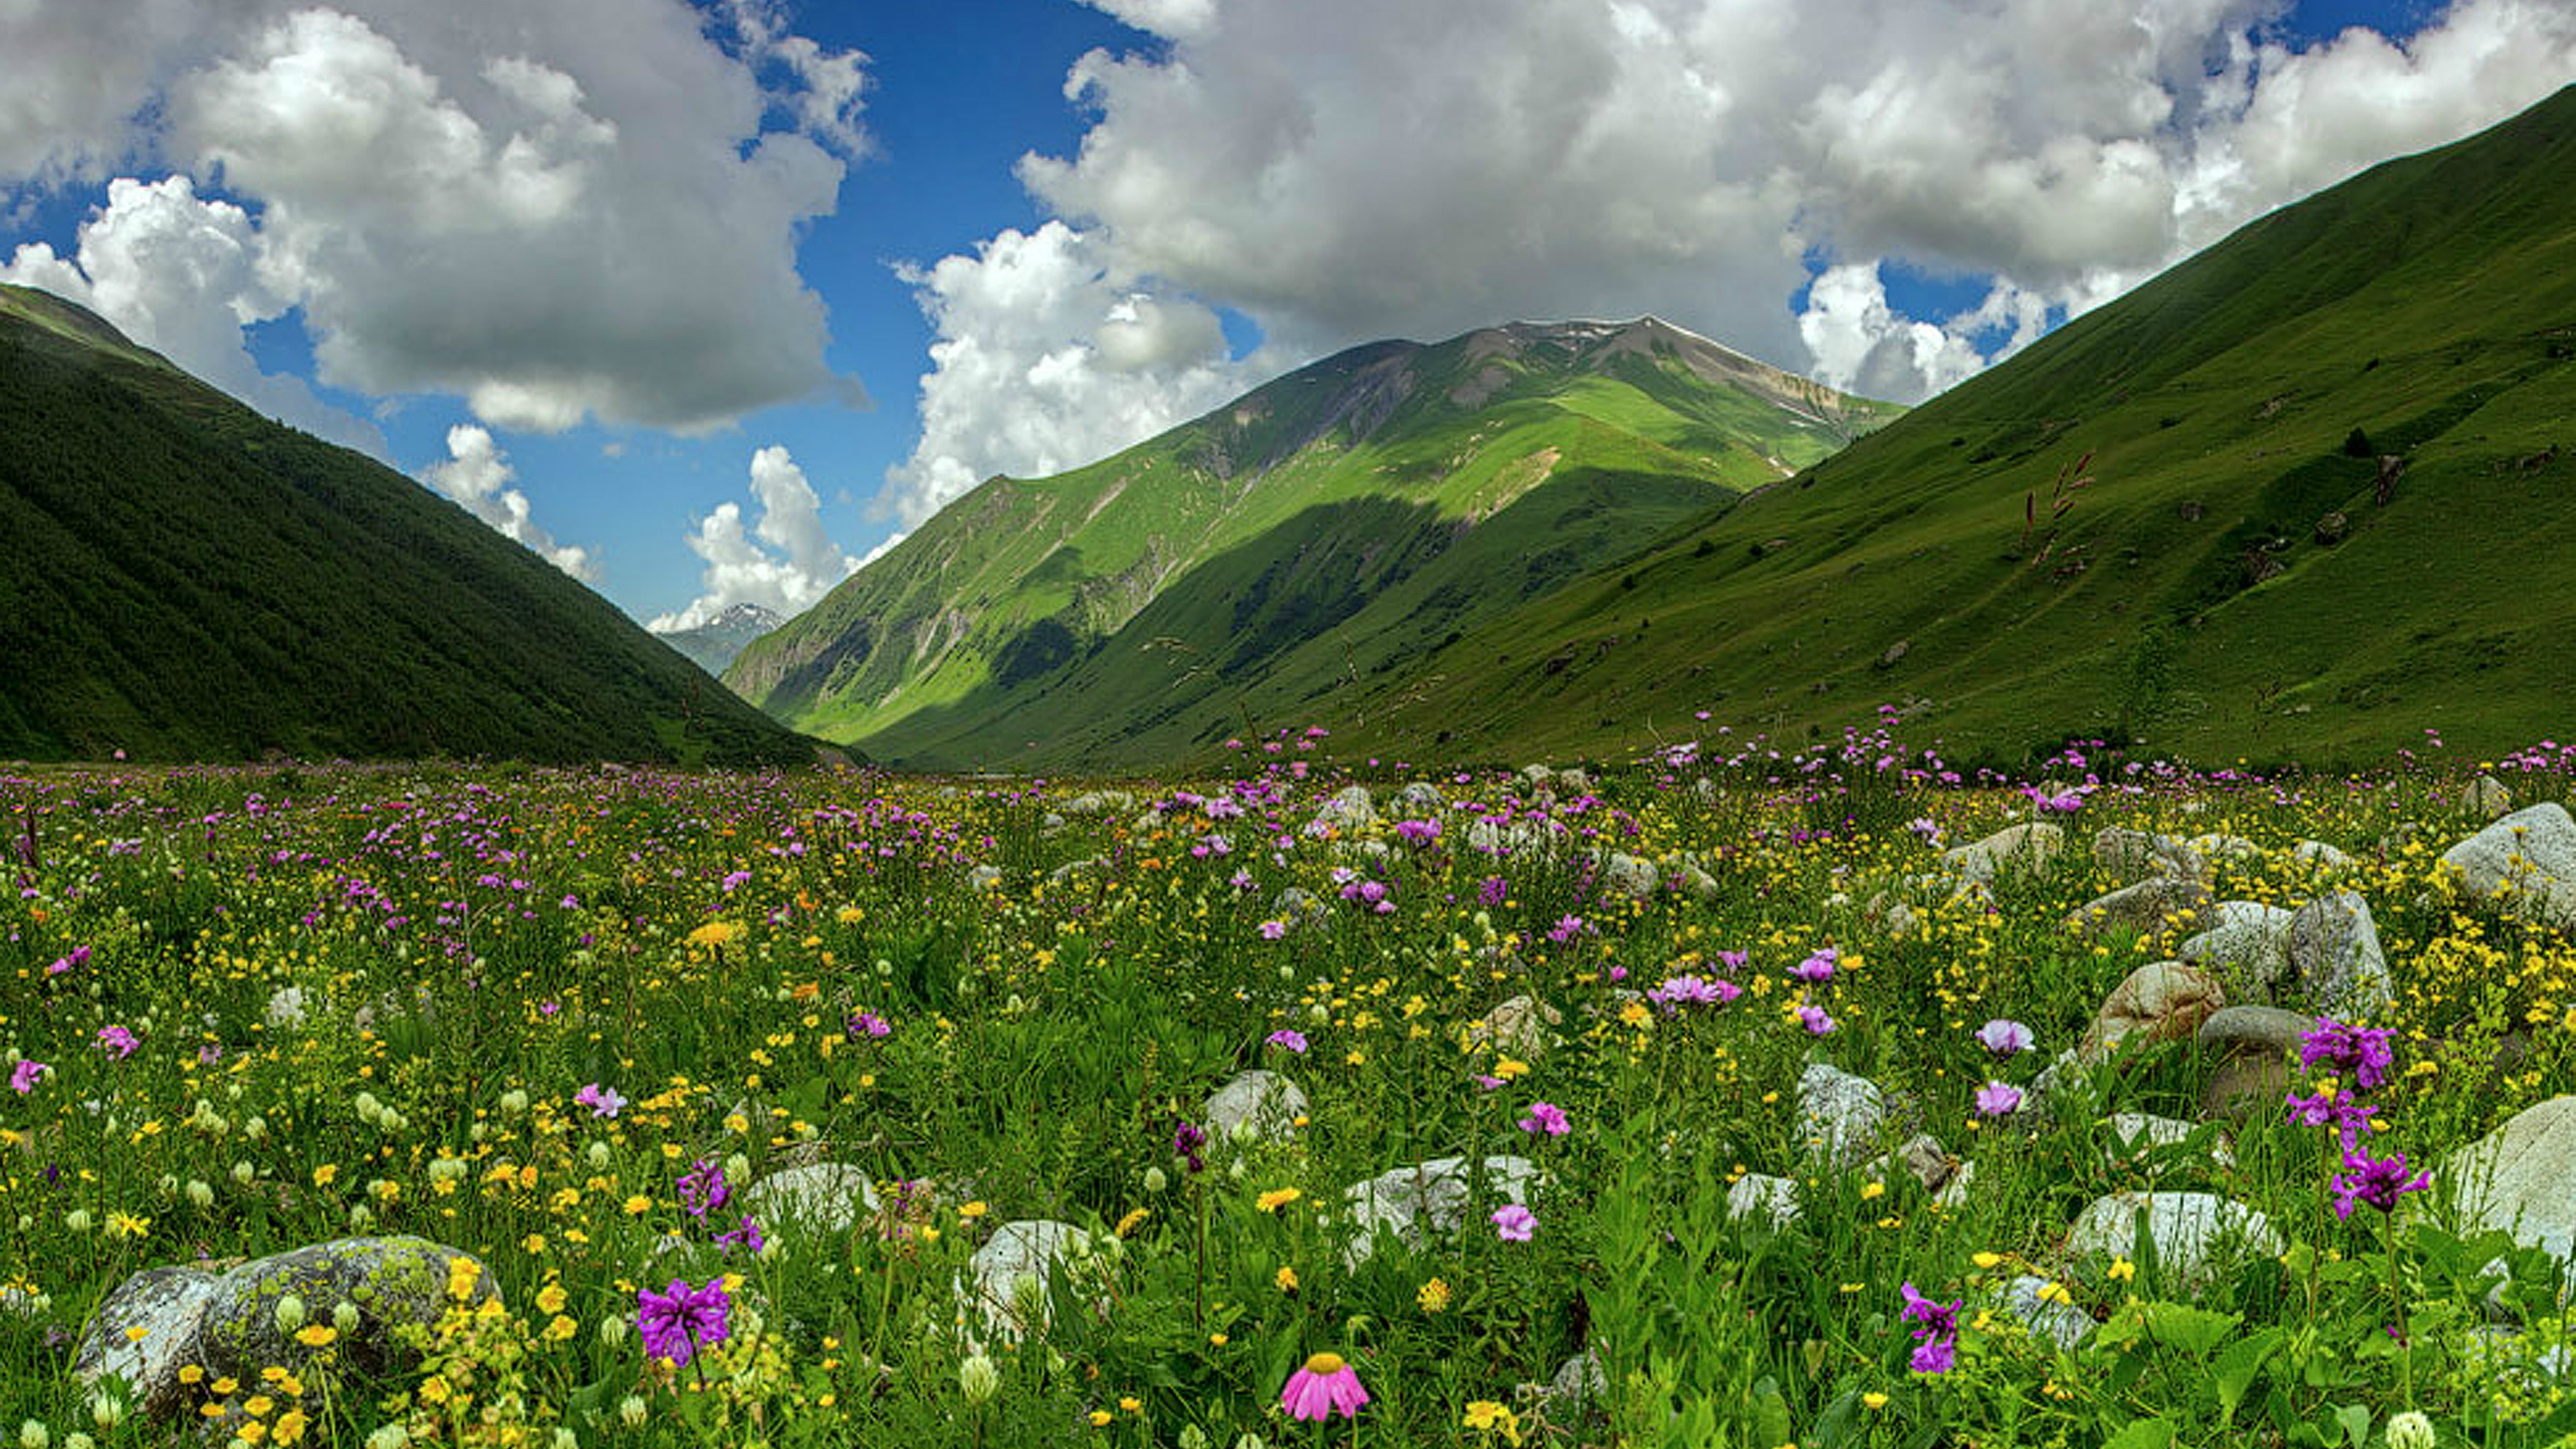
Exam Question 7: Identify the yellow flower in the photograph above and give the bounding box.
[1256,1188,1302,1213]
[545,1314,577,1340]
[1493,1058,1530,1081]
[1417,1277,1452,1313]
[446,1256,481,1302]
[106,1210,151,1240]
[624,1194,652,1216]
[311,1165,337,1187]
[293,1325,337,1348]
[1208,1332,1229,1346]
[272,1408,307,1445]
[537,1281,568,1315]
[1971,1251,2003,1270]
[1463,1400,1523,1445]
[959,1201,988,1219]
[1862,1392,1889,1410]
[687,920,741,948]
[1275,1265,1298,1293]
[1118,1396,1142,1413]
[2108,1257,2136,1282]
[1087,1410,1112,1427]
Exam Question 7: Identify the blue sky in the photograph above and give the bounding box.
[3,0,2566,633]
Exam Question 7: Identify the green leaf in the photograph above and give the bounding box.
[2213,1327,2282,1424]
[1752,1376,1792,1447]
[2143,1301,2240,1355]
[2102,1417,2176,1449]
[2333,1401,2371,1448]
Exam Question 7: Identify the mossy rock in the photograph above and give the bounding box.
[192,1236,499,1390]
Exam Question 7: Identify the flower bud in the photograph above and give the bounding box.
[335,1302,361,1335]
[273,1294,306,1334]
[958,1352,1001,1405]
[616,1395,647,1428]
[17,1421,47,1449]
[2386,1413,2435,1449]
[1142,1166,1168,1195]
[364,1426,410,1449]
[186,1181,214,1210]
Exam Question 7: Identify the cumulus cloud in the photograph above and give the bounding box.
[881,221,1270,525]
[2,0,869,433]
[0,173,384,453]
[885,0,2576,422]
[652,445,857,633]
[422,424,597,580]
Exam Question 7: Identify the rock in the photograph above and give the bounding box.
[1398,782,1447,814]
[2093,827,2206,885]
[2283,891,2392,1016]
[2450,1097,2576,1274]
[2313,510,2348,545]
[2290,840,2355,870]
[1547,1349,1609,1414]
[1796,1063,1890,1169]
[1345,1156,1539,1265]
[1060,790,1133,816]
[2440,804,2576,929]
[1047,856,1105,886]
[1466,816,1572,859]
[1520,764,1554,786]
[2081,961,2225,1062]
[1676,863,1720,903]
[740,1164,883,1236]
[72,1265,224,1418]
[2064,1192,2283,1287]
[1861,1133,1957,1194]
[1942,822,2064,888]
[1556,769,1593,795]
[969,865,1002,890]
[1312,785,1376,834]
[1272,886,1330,932]
[2188,833,2265,868]
[1933,1160,1977,1210]
[2064,875,2212,941]
[2176,902,2294,1002]
[2102,1113,2235,1169]
[1203,1070,1309,1144]
[1603,852,1660,898]
[1996,1276,2096,1351]
[2195,1004,2314,1059]
[2467,775,2515,820]
[963,1220,1093,1340]
[1878,639,1910,668]
[79,1237,500,1420]
[1470,995,1562,1058]
[1725,1173,1801,1225]
[1878,900,1921,940]
[2200,1051,2298,1123]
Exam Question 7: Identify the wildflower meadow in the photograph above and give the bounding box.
[4,729,2575,1448]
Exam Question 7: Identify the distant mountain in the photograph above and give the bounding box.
[1320,83,2576,767]
[655,602,784,677]
[0,283,811,767]
[727,316,1901,767]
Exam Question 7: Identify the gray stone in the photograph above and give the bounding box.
[1203,1070,1309,1144]
[2290,840,2355,870]
[1933,1159,1978,1210]
[1676,864,1720,903]
[1556,769,1593,795]
[1345,1156,1539,1265]
[1312,786,1377,833]
[2440,804,2576,929]
[1861,1133,1957,1194]
[1603,852,1660,898]
[2081,961,2226,1062]
[2093,827,2206,885]
[2450,1097,2576,1272]
[1943,822,2064,888]
[2064,1192,2282,1287]
[1470,995,1562,1058]
[1796,1062,1890,1169]
[1997,1275,2096,1351]
[1397,782,1447,814]
[2102,1113,2235,1169]
[1725,1173,1801,1225]
[2467,775,2515,820]
[2065,875,2212,941]
[1547,1349,1609,1413]
[963,1220,1094,1341]
[2176,902,2294,1001]
[72,1265,223,1418]
[1060,790,1133,816]
[741,1164,883,1237]
[2284,891,2392,1016]
[2200,1051,2298,1123]
[2195,1004,2314,1059]
[2188,833,2266,868]
[969,865,1002,891]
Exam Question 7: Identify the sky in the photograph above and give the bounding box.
[3,0,2572,634]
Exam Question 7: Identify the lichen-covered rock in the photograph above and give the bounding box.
[1469,995,1562,1058]
[1861,1133,1957,1194]
[2441,804,2576,930]
[2064,875,2212,941]
[2290,840,2355,871]
[1203,1070,1309,1143]
[1345,1156,1539,1265]
[72,1265,224,1418]
[1796,1062,1890,1169]
[1603,852,1660,898]
[1311,786,1376,834]
[2065,1192,2282,1287]
[2093,827,2205,885]
[2284,891,2392,1016]
[1943,822,2064,887]
[2467,775,2515,820]
[2102,1113,2235,1169]
[741,1164,883,1236]
[2188,833,2266,868]
[962,1220,1093,1341]
[2449,1096,2576,1270]
[1397,782,1447,815]
[2176,902,2293,1001]
[1726,1173,1801,1225]
[1995,1276,2096,1351]
[2081,961,2225,1062]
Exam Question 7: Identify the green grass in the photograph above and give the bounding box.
[0,285,811,767]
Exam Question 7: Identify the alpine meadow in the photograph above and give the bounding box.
[4,7,2576,1449]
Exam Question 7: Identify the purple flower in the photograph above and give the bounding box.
[1974,1081,2023,1117]
[1647,974,1742,1010]
[679,1159,731,1219]
[716,1215,765,1252]
[1472,1073,1504,1091]
[2331,1148,2431,1220]
[1899,1281,1962,1375]
[573,1082,626,1120]
[1490,1204,1536,1242]
[1266,1029,1309,1054]
[1797,1004,1835,1036]
[637,1277,732,1365]
[8,1060,46,1094]
[2299,1018,2395,1092]
[96,1026,138,1059]
[1258,919,1289,940]
[846,1010,891,1039]
[2284,1088,2379,1152]
[1790,947,1838,985]
[45,945,88,977]
[1173,1120,1207,1174]
[1394,818,1442,846]
[1518,1101,1571,1137]
[1547,914,1585,944]
[1478,877,1508,908]
[1975,1019,2034,1056]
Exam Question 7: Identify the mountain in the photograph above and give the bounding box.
[0,283,811,767]
[1320,83,2576,767]
[727,316,1902,765]
[654,602,785,677]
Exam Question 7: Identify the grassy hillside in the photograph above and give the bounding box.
[0,284,812,767]
[1295,83,2576,769]
[729,317,1899,764]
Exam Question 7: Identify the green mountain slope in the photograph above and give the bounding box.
[0,284,811,767]
[727,317,1899,764]
[1326,83,2576,767]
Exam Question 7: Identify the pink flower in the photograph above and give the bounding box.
[1796,1004,1835,1036]
[1518,1101,1571,1137]
[1491,1203,1537,1242]
[97,1026,138,1059]
[1281,1352,1369,1421]
[8,1060,46,1094]
[1974,1081,2023,1117]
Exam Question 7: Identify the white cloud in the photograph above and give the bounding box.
[0,173,384,453]
[422,424,597,580]
[653,445,857,632]
[880,220,1270,525]
[855,529,907,569]
[1,0,870,434]
[914,0,2576,422]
